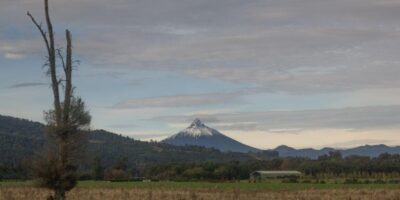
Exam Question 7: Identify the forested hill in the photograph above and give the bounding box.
[0,115,44,166]
[0,114,276,178]
[274,144,400,159]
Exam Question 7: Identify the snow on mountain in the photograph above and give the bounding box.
[170,119,215,138]
[162,119,260,153]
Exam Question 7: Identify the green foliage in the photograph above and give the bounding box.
[145,153,400,181]
[113,157,128,171]
[44,97,91,131]
[91,157,104,180]
[32,151,78,191]
[31,97,92,197]
[104,169,130,181]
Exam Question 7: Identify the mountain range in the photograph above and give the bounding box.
[274,144,400,159]
[162,119,259,153]
[161,119,400,158]
[0,115,257,172]
[1,114,400,168]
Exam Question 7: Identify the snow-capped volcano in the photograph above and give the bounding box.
[162,119,260,153]
[173,118,215,137]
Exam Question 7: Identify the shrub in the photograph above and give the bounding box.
[104,169,130,181]
[344,178,359,184]
[373,179,386,184]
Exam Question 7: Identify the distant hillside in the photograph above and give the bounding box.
[274,144,400,159]
[0,115,271,175]
[273,145,335,159]
[0,115,44,166]
[162,119,260,153]
[2,114,399,171]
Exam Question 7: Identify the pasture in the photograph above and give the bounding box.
[2,181,400,200]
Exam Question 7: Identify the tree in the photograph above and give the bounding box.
[92,157,104,180]
[27,1,91,199]
[113,157,128,171]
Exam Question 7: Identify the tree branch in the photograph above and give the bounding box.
[57,48,67,74]
[27,12,50,54]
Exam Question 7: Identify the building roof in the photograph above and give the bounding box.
[251,170,302,176]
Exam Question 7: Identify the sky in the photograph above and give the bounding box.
[1,0,400,149]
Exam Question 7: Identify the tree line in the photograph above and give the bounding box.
[142,152,400,181]
[3,150,400,182]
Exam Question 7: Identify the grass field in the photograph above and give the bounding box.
[2,181,400,200]
[2,180,400,190]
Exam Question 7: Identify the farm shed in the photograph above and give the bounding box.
[250,171,302,182]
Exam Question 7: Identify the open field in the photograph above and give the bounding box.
[2,180,400,190]
[2,181,400,200]
[3,187,400,200]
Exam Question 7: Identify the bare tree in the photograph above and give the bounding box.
[27,1,91,199]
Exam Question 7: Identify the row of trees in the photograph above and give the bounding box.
[144,152,400,181]
[4,152,400,182]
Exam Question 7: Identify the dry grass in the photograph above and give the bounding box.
[2,187,400,200]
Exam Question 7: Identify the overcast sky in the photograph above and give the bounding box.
[1,0,400,149]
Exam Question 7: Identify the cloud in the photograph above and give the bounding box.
[213,122,259,131]
[112,93,238,109]
[0,40,41,60]
[129,133,170,140]
[107,124,137,129]
[153,105,400,131]
[3,0,400,94]
[8,82,47,89]
[324,139,392,149]
[4,0,400,149]
[4,53,25,60]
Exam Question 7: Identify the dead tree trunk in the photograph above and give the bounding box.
[63,30,73,125]
[28,1,91,200]
[54,190,66,200]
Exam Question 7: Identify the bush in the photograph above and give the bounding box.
[373,179,386,184]
[104,169,130,181]
[78,173,92,180]
[388,179,400,184]
[344,178,360,184]
[282,178,299,183]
